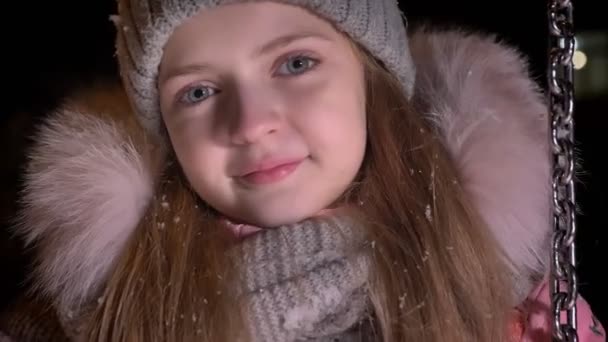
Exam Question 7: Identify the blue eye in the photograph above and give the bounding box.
[277,55,318,76]
[179,85,218,105]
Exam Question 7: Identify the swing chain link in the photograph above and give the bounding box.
[548,0,578,341]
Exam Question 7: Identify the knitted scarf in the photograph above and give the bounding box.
[231,210,374,341]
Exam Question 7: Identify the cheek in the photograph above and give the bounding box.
[165,113,218,169]
[301,92,367,169]
[290,70,366,144]
[168,127,226,190]
[176,145,232,208]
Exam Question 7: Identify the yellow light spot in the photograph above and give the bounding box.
[573,50,587,70]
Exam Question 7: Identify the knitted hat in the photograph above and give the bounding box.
[112,0,416,137]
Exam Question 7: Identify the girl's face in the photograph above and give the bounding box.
[158,2,367,227]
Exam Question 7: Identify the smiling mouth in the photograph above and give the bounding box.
[238,158,305,186]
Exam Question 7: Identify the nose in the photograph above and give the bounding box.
[229,86,281,145]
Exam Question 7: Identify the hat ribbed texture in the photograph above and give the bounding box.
[112,0,415,136]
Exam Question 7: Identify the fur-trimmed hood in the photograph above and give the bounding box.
[14,29,552,315]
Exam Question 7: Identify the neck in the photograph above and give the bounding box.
[221,207,347,241]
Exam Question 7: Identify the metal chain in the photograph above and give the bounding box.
[548,0,578,341]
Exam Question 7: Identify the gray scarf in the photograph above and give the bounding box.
[233,211,374,342]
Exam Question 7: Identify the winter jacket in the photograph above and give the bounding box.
[0,29,604,341]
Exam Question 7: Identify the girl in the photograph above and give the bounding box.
[2,1,604,341]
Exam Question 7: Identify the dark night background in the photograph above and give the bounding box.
[1,0,606,330]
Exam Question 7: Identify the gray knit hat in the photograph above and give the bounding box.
[112,0,416,137]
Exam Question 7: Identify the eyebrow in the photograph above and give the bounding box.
[160,31,333,85]
[252,31,333,58]
[159,63,212,86]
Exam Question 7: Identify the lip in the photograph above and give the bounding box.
[237,157,305,185]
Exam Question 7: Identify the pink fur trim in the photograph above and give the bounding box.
[15,106,154,313]
[409,29,552,302]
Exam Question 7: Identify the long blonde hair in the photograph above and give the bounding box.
[85,41,513,342]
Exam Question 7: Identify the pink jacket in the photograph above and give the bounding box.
[3,28,604,341]
[510,279,605,341]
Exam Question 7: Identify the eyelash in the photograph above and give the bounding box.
[176,52,320,107]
